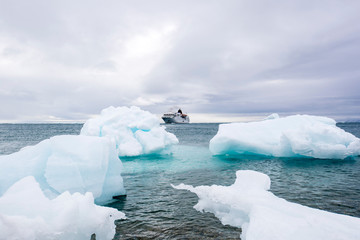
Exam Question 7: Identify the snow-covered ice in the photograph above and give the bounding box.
[0,176,125,240]
[80,106,179,157]
[172,170,360,240]
[210,114,360,159]
[0,135,125,204]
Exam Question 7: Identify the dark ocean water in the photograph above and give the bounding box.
[1,123,360,239]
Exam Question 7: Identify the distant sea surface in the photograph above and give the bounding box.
[1,122,360,239]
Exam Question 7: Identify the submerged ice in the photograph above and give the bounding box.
[80,106,179,157]
[173,170,360,240]
[210,114,360,159]
[0,176,125,240]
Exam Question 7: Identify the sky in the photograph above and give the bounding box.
[0,0,359,123]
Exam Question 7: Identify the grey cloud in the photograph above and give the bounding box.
[0,0,360,122]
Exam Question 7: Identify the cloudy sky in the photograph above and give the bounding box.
[1,0,359,122]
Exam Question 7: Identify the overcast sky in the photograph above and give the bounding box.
[1,0,359,122]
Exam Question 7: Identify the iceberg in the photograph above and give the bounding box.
[0,176,125,240]
[0,135,125,204]
[80,106,179,156]
[173,170,360,240]
[210,114,360,159]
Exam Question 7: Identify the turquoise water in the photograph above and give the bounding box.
[1,123,360,239]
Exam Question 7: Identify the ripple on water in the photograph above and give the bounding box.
[1,123,359,239]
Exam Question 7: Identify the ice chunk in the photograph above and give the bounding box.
[0,176,125,240]
[173,170,360,240]
[210,114,360,159]
[80,106,178,156]
[0,135,125,204]
[263,113,280,120]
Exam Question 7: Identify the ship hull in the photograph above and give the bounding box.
[162,115,190,124]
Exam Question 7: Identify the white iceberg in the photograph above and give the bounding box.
[0,135,125,204]
[263,113,279,120]
[80,106,179,157]
[210,114,360,159]
[173,170,360,240]
[0,176,125,240]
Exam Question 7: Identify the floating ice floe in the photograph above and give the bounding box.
[172,170,360,240]
[0,135,125,205]
[210,114,360,159]
[80,106,179,157]
[0,176,125,240]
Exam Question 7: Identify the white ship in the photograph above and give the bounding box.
[162,108,190,124]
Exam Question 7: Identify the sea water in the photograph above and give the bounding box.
[1,123,359,239]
